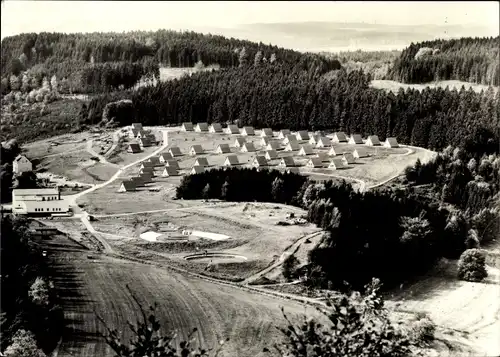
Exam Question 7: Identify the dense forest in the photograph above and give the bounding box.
[0,216,63,355]
[83,62,499,154]
[387,37,500,85]
[1,30,340,94]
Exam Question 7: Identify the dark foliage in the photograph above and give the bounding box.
[388,37,499,85]
[0,139,20,202]
[457,249,488,282]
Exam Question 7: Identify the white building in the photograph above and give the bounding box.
[12,188,69,215]
[13,155,33,174]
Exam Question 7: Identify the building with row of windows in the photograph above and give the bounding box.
[12,188,70,215]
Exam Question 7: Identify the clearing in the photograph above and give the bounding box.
[370,79,499,94]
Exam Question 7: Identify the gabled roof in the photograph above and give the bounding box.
[165,160,180,169]
[139,137,152,146]
[169,147,182,156]
[190,144,204,154]
[241,142,256,152]
[194,157,209,167]
[298,145,314,155]
[261,128,273,137]
[209,123,223,132]
[242,126,255,135]
[280,156,295,167]
[329,158,345,169]
[266,141,280,150]
[316,152,329,162]
[307,157,323,168]
[343,153,355,164]
[119,180,136,191]
[328,147,341,156]
[224,155,239,165]
[216,143,231,153]
[278,129,291,138]
[131,123,143,130]
[265,150,278,160]
[284,141,300,151]
[14,155,30,162]
[13,188,59,196]
[148,156,161,166]
[332,132,347,142]
[309,135,320,144]
[182,122,194,131]
[191,166,205,174]
[130,176,145,186]
[315,137,332,147]
[366,135,381,145]
[286,167,300,174]
[296,131,309,141]
[195,122,209,131]
[159,153,173,161]
[137,130,149,138]
[353,147,368,158]
[128,143,141,153]
[233,137,246,147]
[226,124,240,134]
[385,137,399,147]
[253,156,268,166]
[348,134,363,144]
[139,173,153,182]
[162,167,178,176]
[283,134,298,144]
[141,161,154,168]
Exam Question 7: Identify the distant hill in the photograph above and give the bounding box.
[0,30,340,94]
[387,37,499,86]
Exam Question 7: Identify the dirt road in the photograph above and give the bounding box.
[46,232,315,357]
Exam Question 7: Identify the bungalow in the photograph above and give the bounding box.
[284,141,300,152]
[136,130,150,139]
[194,157,209,167]
[131,123,143,131]
[298,145,314,156]
[13,155,33,174]
[159,153,174,163]
[216,143,231,154]
[189,145,204,156]
[181,122,194,131]
[278,129,291,139]
[224,155,239,166]
[316,152,329,162]
[315,137,332,148]
[265,150,278,160]
[241,126,255,136]
[233,137,246,148]
[118,180,136,192]
[348,134,363,145]
[12,188,69,215]
[295,130,309,141]
[195,122,209,132]
[130,176,145,187]
[190,166,205,174]
[162,166,179,177]
[129,128,140,139]
[139,173,153,183]
[307,157,323,168]
[226,124,240,134]
[260,137,270,146]
[384,137,399,148]
[286,167,300,174]
[366,135,381,146]
[353,148,368,159]
[139,166,155,176]
[148,156,162,166]
[266,141,281,151]
[165,160,180,169]
[127,143,142,153]
[329,158,346,170]
[140,161,153,170]
[342,153,355,165]
[169,147,182,157]
[328,147,341,156]
[308,135,320,145]
[253,156,268,167]
[279,157,296,167]
[209,123,223,133]
[139,137,153,148]
[260,128,273,137]
[241,142,256,153]
[331,132,348,143]
[283,135,298,145]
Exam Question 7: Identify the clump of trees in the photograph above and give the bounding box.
[388,37,499,85]
[0,139,20,202]
[457,249,488,282]
[0,217,63,353]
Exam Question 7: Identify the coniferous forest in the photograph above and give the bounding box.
[387,37,500,85]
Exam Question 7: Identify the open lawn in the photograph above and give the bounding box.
[370,79,499,94]
[23,132,95,160]
[43,228,318,357]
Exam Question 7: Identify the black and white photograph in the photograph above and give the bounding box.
[0,1,499,356]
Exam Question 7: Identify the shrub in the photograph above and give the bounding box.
[408,315,436,345]
[457,248,488,282]
[4,329,46,357]
[282,254,299,281]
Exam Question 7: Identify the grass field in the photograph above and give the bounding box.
[43,229,319,357]
[23,132,95,159]
[370,79,499,94]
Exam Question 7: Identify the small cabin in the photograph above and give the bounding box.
[189,145,204,156]
[316,152,329,162]
[295,131,309,141]
[315,137,332,148]
[353,148,368,158]
[165,160,180,169]
[266,141,281,151]
[298,145,314,156]
[342,153,355,165]
[224,155,239,166]
[307,157,323,168]
[209,123,223,133]
[195,122,209,132]
[190,166,205,174]
[328,147,341,156]
[278,129,291,139]
[260,137,270,146]
[127,144,142,153]
[118,180,136,193]
[226,124,240,134]
[159,153,174,163]
[279,157,296,167]
[241,142,256,153]
[233,137,246,148]
[265,150,278,160]
[13,155,33,174]
[216,144,231,154]
[284,142,300,152]
[162,167,178,177]
[384,137,399,148]
[169,147,182,157]
[309,135,320,145]
[139,137,153,148]
[331,132,348,143]
[282,135,298,145]
[253,156,268,167]
[366,135,381,146]
[348,134,363,145]
[260,128,273,137]
[194,157,209,167]
[241,126,255,136]
[148,156,162,167]
[329,159,346,170]
[181,122,194,131]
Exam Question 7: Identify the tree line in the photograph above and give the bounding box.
[83,64,499,154]
[0,216,63,355]
[387,36,499,85]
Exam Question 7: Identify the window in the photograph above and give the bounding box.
[42,197,45,201]
[47,208,50,211]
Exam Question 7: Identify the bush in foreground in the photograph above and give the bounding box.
[457,248,488,282]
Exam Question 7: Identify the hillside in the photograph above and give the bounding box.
[0,30,340,94]
[387,37,500,85]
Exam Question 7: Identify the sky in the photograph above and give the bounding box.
[1,1,499,40]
